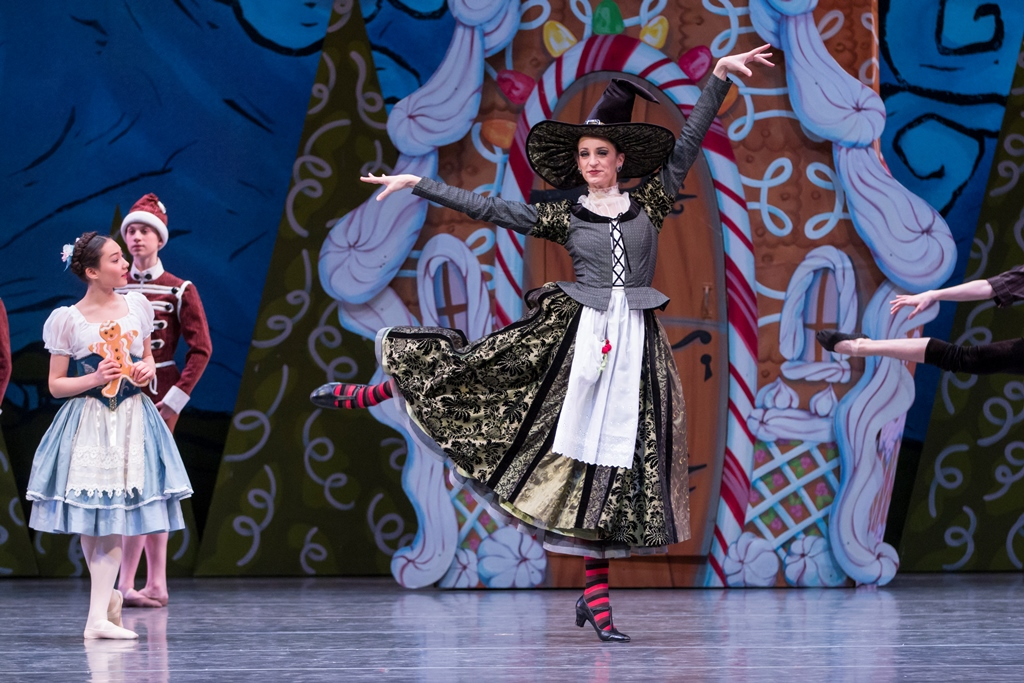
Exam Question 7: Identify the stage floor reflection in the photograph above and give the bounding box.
[1,574,1022,681]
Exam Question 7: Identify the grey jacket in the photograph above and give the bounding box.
[412,75,733,311]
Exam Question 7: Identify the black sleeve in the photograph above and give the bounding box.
[987,266,1024,308]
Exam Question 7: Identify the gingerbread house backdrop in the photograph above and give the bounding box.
[1,1,1023,585]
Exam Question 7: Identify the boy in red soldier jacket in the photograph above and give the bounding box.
[116,193,211,608]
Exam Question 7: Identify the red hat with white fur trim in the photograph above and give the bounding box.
[120,193,169,248]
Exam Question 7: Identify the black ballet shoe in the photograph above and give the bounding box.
[575,596,630,643]
[309,383,356,410]
[815,329,868,353]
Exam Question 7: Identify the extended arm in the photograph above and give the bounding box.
[890,279,997,320]
[659,45,773,194]
[412,178,539,235]
[658,75,733,194]
[361,173,539,235]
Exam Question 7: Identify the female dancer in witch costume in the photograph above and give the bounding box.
[26,232,192,639]
[313,45,773,642]
[816,265,1024,374]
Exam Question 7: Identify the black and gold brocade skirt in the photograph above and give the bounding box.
[378,284,690,558]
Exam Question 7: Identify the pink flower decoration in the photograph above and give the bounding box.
[598,338,612,373]
[815,482,829,497]
[772,472,786,488]
[790,504,806,518]
[770,517,784,531]
[801,455,813,470]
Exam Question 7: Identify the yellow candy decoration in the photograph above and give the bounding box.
[640,16,668,49]
[543,20,578,58]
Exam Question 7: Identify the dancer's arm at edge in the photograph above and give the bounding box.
[890,278,998,320]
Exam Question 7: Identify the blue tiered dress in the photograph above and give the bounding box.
[26,292,192,536]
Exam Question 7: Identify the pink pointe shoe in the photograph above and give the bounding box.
[84,620,139,640]
[107,589,125,627]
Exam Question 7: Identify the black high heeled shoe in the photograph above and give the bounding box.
[575,596,630,643]
[815,329,868,353]
[309,383,357,409]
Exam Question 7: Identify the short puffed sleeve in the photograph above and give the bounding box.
[988,265,1024,308]
[42,307,77,356]
[125,292,155,339]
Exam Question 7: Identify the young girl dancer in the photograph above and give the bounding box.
[26,231,192,639]
[313,46,773,642]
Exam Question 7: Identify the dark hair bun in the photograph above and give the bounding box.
[68,231,111,282]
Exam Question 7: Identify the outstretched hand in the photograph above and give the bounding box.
[713,44,774,79]
[890,291,937,320]
[360,173,422,201]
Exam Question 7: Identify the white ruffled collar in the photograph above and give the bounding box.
[579,185,630,218]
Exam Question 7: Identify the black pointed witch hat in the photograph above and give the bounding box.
[525,78,676,190]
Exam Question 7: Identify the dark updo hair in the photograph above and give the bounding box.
[68,231,113,282]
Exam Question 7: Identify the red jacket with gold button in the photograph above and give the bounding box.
[118,261,211,412]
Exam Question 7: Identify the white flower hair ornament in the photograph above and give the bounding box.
[61,242,75,270]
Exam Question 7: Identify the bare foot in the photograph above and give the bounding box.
[123,589,163,609]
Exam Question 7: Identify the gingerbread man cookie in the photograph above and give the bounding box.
[88,321,143,398]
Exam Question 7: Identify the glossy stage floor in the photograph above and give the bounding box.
[1,574,1022,682]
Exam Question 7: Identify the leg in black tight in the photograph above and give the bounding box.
[924,338,1024,375]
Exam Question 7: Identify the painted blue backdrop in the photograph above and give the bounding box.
[1,0,1022,433]
[0,0,450,413]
